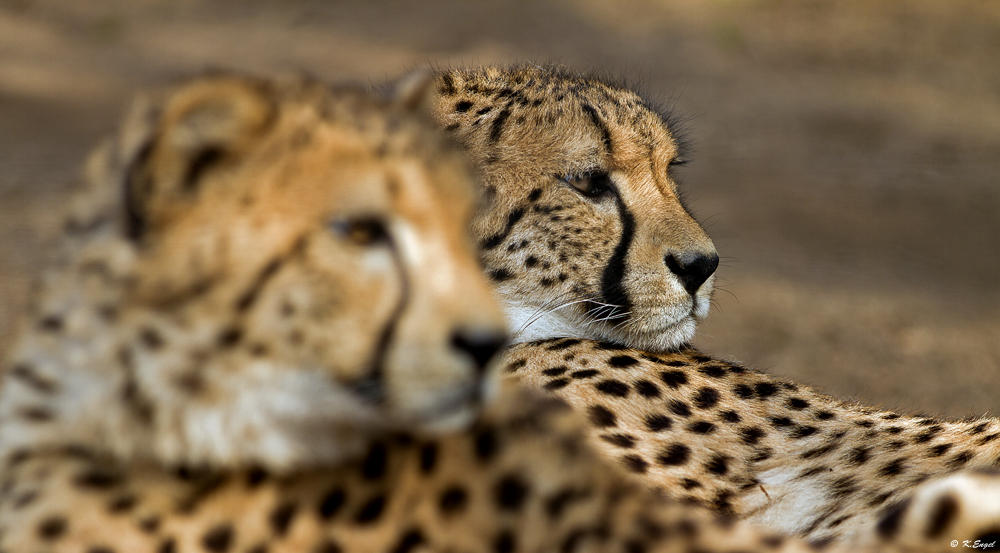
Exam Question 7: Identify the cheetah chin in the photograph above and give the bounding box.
[503,297,701,352]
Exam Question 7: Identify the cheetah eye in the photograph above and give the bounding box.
[561,171,614,199]
[330,216,390,247]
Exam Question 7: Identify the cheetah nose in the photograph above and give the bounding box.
[665,251,720,296]
[450,329,508,375]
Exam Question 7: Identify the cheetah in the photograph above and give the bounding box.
[424,65,1000,550]
[0,73,855,553]
[0,72,508,473]
[428,66,719,353]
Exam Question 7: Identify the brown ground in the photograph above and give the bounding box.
[1,0,997,419]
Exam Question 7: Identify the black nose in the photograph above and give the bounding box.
[665,251,720,296]
[451,330,507,374]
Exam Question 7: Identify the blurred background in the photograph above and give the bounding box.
[1,0,997,418]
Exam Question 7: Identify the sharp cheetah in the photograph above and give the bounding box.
[426,65,1000,551]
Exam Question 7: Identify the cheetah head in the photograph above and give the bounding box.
[430,66,717,352]
[0,74,506,471]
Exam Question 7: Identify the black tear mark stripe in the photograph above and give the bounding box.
[480,208,526,251]
[581,104,613,155]
[596,194,635,321]
[356,239,410,404]
[234,237,303,312]
[123,140,156,240]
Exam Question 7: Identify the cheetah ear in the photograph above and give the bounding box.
[390,68,437,113]
[123,77,274,240]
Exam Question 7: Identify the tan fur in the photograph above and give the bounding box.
[0,72,886,553]
[428,67,718,353]
[0,74,506,472]
[504,339,1000,549]
[1,380,859,553]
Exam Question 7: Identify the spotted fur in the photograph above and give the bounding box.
[0,72,877,553]
[428,66,719,353]
[504,339,1000,549]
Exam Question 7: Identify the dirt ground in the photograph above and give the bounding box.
[1,0,998,419]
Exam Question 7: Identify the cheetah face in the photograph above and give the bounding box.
[431,67,718,352]
[1,75,506,470]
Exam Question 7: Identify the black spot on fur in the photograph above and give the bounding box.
[108,494,138,513]
[354,495,386,523]
[494,530,516,553]
[692,387,720,409]
[733,384,754,399]
[667,400,691,417]
[879,458,906,477]
[608,355,638,368]
[201,523,234,552]
[754,382,779,399]
[455,100,474,112]
[495,475,530,511]
[600,433,637,448]
[270,502,297,536]
[847,447,870,466]
[390,530,425,553]
[317,488,346,519]
[546,338,581,350]
[315,541,343,553]
[39,315,64,332]
[38,515,68,539]
[656,444,691,466]
[740,427,766,445]
[634,380,661,398]
[658,370,688,388]
[587,405,617,428]
[544,378,571,391]
[216,326,242,348]
[419,442,438,474]
[75,468,123,489]
[769,416,794,428]
[720,410,741,423]
[595,379,630,397]
[947,451,974,469]
[645,414,672,432]
[475,427,499,462]
[788,397,810,410]
[930,443,953,457]
[791,425,819,439]
[697,364,727,378]
[362,443,388,480]
[623,455,650,474]
[439,486,468,514]
[246,467,269,488]
[688,421,715,434]
[570,369,599,379]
